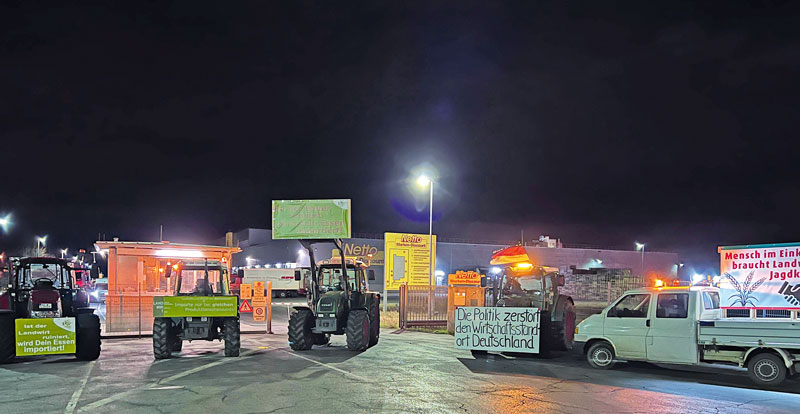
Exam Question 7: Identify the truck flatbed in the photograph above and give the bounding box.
[698,319,800,348]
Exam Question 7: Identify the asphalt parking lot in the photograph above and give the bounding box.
[2,320,800,414]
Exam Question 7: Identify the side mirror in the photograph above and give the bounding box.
[556,274,565,287]
[294,270,301,281]
[480,276,487,288]
[368,269,376,281]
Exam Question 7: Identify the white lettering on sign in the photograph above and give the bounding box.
[454,307,540,353]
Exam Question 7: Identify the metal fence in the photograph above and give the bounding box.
[398,284,449,329]
[560,271,646,304]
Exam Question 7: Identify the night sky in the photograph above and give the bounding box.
[2,1,799,274]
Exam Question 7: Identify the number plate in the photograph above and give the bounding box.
[39,303,53,309]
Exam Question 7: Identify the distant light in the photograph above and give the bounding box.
[435,270,445,277]
[62,248,68,255]
[595,259,603,265]
[691,274,704,285]
[38,235,48,244]
[172,264,179,270]
[254,264,261,268]
[635,242,645,251]
[264,264,272,268]
[159,267,165,273]
[416,175,431,187]
[246,256,255,262]
[155,249,203,258]
[654,279,664,288]
[490,267,501,275]
[0,214,11,233]
[275,263,282,268]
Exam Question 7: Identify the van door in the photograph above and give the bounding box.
[603,293,651,359]
[646,291,697,364]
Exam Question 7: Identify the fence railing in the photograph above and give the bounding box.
[560,274,646,304]
[398,284,449,329]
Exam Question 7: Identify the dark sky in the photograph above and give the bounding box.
[2,1,799,273]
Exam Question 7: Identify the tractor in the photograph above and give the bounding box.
[478,263,576,356]
[289,239,380,352]
[0,257,101,362]
[153,259,240,359]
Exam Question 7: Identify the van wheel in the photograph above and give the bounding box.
[586,342,616,370]
[748,353,786,387]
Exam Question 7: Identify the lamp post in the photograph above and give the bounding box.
[37,236,47,257]
[635,242,645,278]
[417,174,434,319]
[61,248,68,259]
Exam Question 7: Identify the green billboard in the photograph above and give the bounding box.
[15,318,77,356]
[271,199,351,239]
[153,296,238,317]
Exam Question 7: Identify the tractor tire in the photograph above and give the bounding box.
[0,312,15,363]
[368,301,380,347]
[76,314,101,361]
[153,318,171,359]
[223,318,240,357]
[313,333,330,346]
[288,309,314,351]
[346,309,370,352]
[554,300,577,351]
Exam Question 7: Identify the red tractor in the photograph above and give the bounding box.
[0,257,101,362]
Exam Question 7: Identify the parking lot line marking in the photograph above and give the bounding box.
[65,360,96,414]
[283,350,371,382]
[78,350,259,412]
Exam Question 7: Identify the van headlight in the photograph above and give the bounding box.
[574,326,579,335]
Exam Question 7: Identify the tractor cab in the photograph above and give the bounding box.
[10,257,91,318]
[167,260,231,296]
[490,263,565,312]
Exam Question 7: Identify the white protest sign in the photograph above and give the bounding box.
[720,243,800,309]
[454,307,540,353]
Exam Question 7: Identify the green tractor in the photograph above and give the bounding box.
[289,239,380,352]
[152,259,240,359]
[479,263,576,356]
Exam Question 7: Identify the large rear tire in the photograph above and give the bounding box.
[153,318,171,359]
[346,309,370,352]
[288,309,314,351]
[223,318,240,357]
[76,314,101,361]
[368,300,380,347]
[0,312,15,363]
[554,300,576,351]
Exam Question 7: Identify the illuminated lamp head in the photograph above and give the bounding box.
[654,279,664,288]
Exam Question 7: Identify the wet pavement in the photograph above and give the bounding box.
[2,322,800,413]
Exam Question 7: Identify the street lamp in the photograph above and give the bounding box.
[635,242,645,277]
[61,248,68,259]
[0,214,10,233]
[37,236,47,257]
[416,174,435,318]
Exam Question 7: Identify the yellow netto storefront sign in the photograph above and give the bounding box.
[383,232,437,290]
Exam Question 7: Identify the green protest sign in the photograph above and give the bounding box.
[271,199,351,239]
[153,296,238,317]
[15,318,77,356]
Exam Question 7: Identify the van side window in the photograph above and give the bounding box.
[702,291,720,310]
[609,294,650,318]
[656,293,689,318]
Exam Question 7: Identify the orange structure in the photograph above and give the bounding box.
[94,241,241,335]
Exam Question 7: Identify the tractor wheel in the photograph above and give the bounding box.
[288,309,314,351]
[313,333,330,346]
[554,300,577,351]
[153,318,171,359]
[223,318,240,357]
[346,309,370,352]
[0,312,15,363]
[368,301,380,347]
[76,314,101,361]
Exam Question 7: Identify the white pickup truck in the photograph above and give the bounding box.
[575,286,800,386]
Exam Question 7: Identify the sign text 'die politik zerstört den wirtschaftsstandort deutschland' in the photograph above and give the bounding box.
[454,307,541,353]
